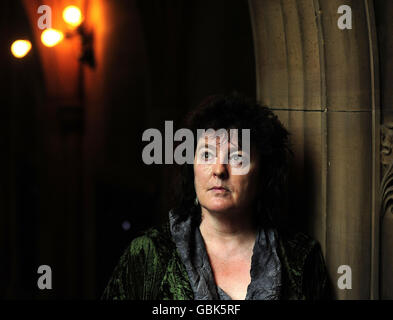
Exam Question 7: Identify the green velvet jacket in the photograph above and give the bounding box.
[102,221,330,300]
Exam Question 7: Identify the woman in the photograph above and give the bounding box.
[102,93,330,300]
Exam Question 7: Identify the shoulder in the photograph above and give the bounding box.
[128,221,175,258]
[277,228,318,261]
[101,221,176,300]
[275,228,331,300]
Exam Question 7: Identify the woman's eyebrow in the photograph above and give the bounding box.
[228,142,243,151]
[196,142,243,151]
[196,143,215,151]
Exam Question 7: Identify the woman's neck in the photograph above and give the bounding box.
[199,207,257,251]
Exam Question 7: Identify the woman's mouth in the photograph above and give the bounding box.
[210,186,229,192]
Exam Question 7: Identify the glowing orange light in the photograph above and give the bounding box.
[63,6,82,27]
[11,40,32,58]
[41,29,64,47]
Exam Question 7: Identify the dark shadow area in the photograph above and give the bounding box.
[0,0,45,299]
[1,0,255,298]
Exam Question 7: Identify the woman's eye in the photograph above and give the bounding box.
[230,153,242,161]
[200,150,214,162]
[229,153,245,166]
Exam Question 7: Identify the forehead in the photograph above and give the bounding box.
[196,130,240,148]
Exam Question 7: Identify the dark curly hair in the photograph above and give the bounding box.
[172,93,292,227]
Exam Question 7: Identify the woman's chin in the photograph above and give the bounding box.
[202,201,235,214]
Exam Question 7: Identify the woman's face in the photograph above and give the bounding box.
[193,132,260,215]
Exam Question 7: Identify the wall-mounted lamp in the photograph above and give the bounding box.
[41,28,64,47]
[63,6,83,28]
[11,40,32,58]
[11,5,95,68]
[62,6,95,68]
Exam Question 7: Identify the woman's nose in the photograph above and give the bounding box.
[212,162,228,179]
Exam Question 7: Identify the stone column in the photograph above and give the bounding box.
[248,0,380,299]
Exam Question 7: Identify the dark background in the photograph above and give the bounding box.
[0,0,255,299]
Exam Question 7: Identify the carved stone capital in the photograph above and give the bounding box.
[381,122,393,168]
[380,122,393,219]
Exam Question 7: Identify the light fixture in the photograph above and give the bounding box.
[41,28,64,47]
[11,40,32,58]
[63,6,83,28]
[11,5,94,68]
[62,5,95,68]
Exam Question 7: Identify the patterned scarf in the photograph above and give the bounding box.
[169,210,282,300]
